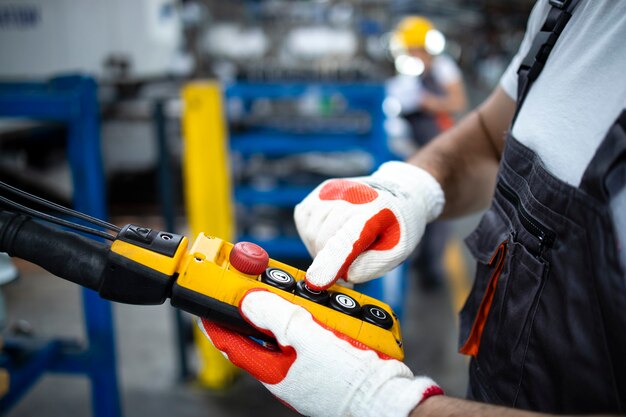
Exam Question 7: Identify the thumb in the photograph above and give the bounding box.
[305,208,399,290]
[240,290,352,354]
[239,290,311,346]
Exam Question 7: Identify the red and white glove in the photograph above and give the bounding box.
[294,161,444,290]
[198,290,443,417]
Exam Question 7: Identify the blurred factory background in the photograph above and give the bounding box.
[0,1,534,416]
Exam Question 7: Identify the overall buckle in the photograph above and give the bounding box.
[549,0,571,8]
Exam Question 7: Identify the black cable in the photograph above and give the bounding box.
[0,210,108,291]
[0,195,116,241]
[0,180,121,232]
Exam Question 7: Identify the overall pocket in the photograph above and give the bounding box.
[459,199,549,405]
[458,205,509,356]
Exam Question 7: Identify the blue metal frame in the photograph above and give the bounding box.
[225,82,388,254]
[225,82,392,161]
[224,82,407,317]
[153,99,192,382]
[0,75,121,416]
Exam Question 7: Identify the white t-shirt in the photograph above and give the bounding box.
[500,0,626,275]
[387,54,462,114]
[431,54,462,87]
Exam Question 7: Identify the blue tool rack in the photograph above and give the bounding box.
[0,75,121,416]
[224,82,408,317]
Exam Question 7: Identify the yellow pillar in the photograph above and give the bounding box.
[181,81,239,389]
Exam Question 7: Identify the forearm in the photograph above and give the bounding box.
[408,87,514,218]
[412,395,618,417]
[408,110,499,217]
[414,396,543,417]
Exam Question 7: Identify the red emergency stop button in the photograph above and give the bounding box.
[229,242,269,275]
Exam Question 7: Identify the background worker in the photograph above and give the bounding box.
[387,16,467,145]
[386,16,468,290]
[199,1,626,416]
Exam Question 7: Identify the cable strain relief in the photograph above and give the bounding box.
[0,211,29,255]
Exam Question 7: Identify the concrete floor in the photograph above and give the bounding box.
[2,216,480,417]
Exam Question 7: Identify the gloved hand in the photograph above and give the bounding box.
[294,161,444,290]
[198,290,443,417]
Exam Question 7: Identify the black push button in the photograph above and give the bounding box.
[328,292,361,317]
[261,268,296,292]
[117,224,184,257]
[126,225,152,243]
[295,280,330,305]
[361,304,393,329]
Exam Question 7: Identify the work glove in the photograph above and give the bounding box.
[198,290,443,417]
[294,161,444,290]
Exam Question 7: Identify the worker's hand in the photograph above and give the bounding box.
[198,290,443,417]
[294,161,444,290]
[419,93,441,113]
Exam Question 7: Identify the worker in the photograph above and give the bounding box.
[199,1,626,416]
[387,16,467,144]
[386,16,468,290]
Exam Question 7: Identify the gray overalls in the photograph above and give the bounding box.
[458,0,626,413]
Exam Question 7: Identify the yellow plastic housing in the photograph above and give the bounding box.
[176,234,405,360]
[111,238,188,276]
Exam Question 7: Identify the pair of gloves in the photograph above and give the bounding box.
[198,161,446,417]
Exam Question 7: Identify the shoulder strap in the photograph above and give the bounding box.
[579,110,626,202]
[513,0,582,123]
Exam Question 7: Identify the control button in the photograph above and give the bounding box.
[229,242,269,276]
[126,225,152,242]
[261,268,296,292]
[361,304,394,329]
[295,280,330,305]
[328,292,361,317]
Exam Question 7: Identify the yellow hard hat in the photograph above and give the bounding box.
[393,16,435,50]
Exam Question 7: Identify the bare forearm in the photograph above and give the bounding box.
[414,396,546,417]
[408,87,515,218]
[412,396,619,417]
[408,110,499,217]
